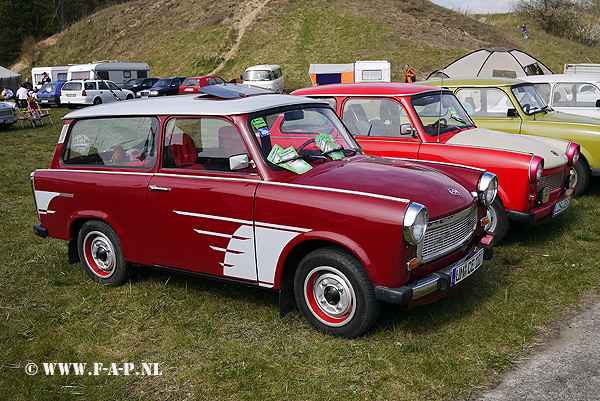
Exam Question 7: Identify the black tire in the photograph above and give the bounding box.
[93,97,102,105]
[485,197,509,244]
[126,94,133,100]
[572,158,590,197]
[294,246,380,338]
[77,220,130,285]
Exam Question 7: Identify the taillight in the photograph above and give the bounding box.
[82,90,87,97]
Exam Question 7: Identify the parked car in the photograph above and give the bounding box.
[121,77,159,97]
[60,79,135,107]
[37,81,66,106]
[31,84,495,338]
[0,101,17,130]
[139,77,186,97]
[519,74,600,119]
[243,65,285,92]
[421,77,599,196]
[178,75,226,94]
[292,83,579,242]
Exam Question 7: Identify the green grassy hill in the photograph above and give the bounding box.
[14,0,600,91]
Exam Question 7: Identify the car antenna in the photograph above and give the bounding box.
[92,70,121,101]
[437,27,447,143]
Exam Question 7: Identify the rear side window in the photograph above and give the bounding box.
[62,117,159,168]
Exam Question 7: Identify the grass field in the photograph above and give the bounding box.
[1,107,599,400]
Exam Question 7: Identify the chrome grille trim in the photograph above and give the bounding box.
[418,205,477,263]
[0,109,13,118]
[540,170,564,192]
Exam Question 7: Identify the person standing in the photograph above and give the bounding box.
[41,72,51,84]
[518,24,528,39]
[23,77,33,90]
[404,64,416,83]
[16,84,29,108]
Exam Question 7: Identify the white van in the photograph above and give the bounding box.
[522,74,600,119]
[67,61,151,86]
[243,65,285,92]
[31,66,70,89]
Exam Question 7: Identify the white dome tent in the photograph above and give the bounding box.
[427,47,553,80]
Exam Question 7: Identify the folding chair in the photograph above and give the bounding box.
[27,99,53,126]
[14,105,34,128]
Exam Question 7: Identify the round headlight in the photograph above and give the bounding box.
[529,156,544,184]
[402,203,428,245]
[478,172,498,206]
[567,142,580,166]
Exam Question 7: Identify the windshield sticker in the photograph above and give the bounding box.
[252,117,267,130]
[258,127,271,137]
[315,133,344,160]
[72,134,91,154]
[267,144,312,174]
[448,107,467,125]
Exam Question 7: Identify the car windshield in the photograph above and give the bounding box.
[154,79,171,87]
[248,106,360,173]
[410,93,475,136]
[122,79,143,88]
[511,84,548,115]
[40,83,57,92]
[245,70,272,81]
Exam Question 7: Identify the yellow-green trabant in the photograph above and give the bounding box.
[421,77,599,196]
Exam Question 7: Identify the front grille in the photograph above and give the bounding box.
[540,170,564,192]
[0,108,13,118]
[419,205,477,263]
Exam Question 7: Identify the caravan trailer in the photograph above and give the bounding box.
[67,61,151,86]
[32,66,70,89]
[309,61,391,86]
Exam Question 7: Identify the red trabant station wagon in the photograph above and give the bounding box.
[293,83,579,242]
[31,84,496,337]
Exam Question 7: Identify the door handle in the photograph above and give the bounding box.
[149,185,171,192]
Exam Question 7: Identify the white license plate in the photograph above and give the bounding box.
[40,99,48,103]
[184,88,193,92]
[451,249,484,286]
[66,94,75,97]
[552,196,570,217]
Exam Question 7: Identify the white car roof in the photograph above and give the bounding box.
[64,93,326,119]
[245,65,281,71]
[521,74,600,84]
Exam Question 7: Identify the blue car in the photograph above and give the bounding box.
[138,77,186,97]
[38,81,66,106]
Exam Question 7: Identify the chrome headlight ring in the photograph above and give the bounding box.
[478,172,498,207]
[402,203,429,245]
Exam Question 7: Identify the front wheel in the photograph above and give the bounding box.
[126,94,133,100]
[485,197,509,244]
[294,246,380,338]
[572,158,590,197]
[77,220,130,285]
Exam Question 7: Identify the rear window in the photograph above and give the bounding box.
[62,82,82,91]
[62,117,159,169]
[182,78,200,86]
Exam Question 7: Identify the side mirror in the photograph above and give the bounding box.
[507,108,518,117]
[230,154,251,171]
[596,99,600,108]
[400,124,414,136]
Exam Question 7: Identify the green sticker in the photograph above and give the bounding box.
[315,133,344,160]
[267,144,313,174]
[252,117,267,130]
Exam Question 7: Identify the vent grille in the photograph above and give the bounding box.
[420,206,477,263]
[540,170,564,192]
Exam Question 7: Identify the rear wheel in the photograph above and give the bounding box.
[294,246,380,338]
[77,220,129,285]
[485,197,509,244]
[572,158,590,197]
[93,97,102,105]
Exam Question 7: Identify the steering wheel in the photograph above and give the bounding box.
[430,118,447,128]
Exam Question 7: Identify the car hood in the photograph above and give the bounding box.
[291,155,476,218]
[535,110,600,126]
[446,127,567,169]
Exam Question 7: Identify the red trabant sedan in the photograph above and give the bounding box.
[178,75,226,94]
[31,84,495,337]
[292,83,579,242]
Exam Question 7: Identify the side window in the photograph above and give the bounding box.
[57,73,67,81]
[137,70,148,78]
[62,117,159,168]
[98,82,109,90]
[107,82,120,91]
[97,71,109,80]
[85,82,97,90]
[215,77,225,84]
[206,77,216,85]
[124,71,131,78]
[342,98,410,137]
[163,118,251,173]
[533,83,551,105]
[312,97,337,110]
[456,88,512,117]
[555,82,600,107]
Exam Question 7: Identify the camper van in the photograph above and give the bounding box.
[67,61,151,86]
[243,65,285,92]
[31,66,69,89]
